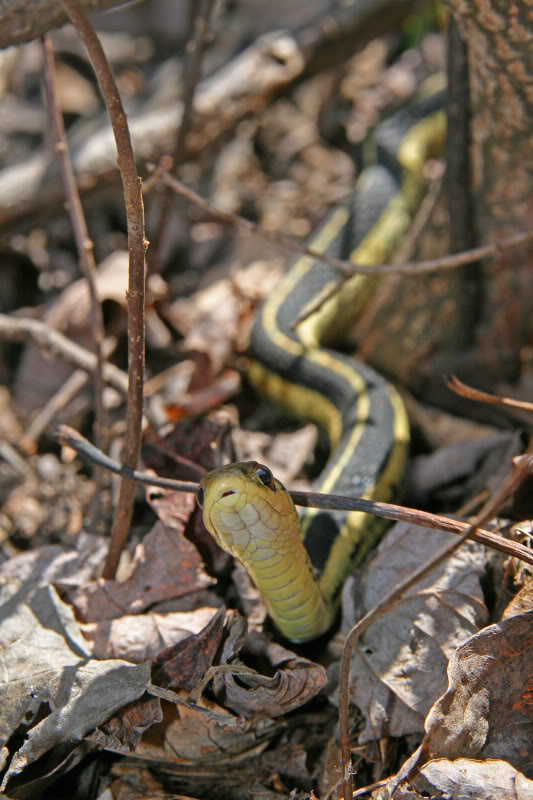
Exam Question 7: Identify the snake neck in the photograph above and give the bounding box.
[242,544,334,643]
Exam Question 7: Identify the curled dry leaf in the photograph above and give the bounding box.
[393,757,533,800]
[338,522,487,741]
[167,275,243,379]
[213,627,328,718]
[151,606,226,692]
[167,260,283,380]
[133,696,282,767]
[88,694,163,754]
[422,611,533,777]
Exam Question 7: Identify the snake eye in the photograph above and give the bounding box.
[196,487,204,508]
[255,464,274,489]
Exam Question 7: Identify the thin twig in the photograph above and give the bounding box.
[62,0,147,580]
[0,314,128,393]
[20,338,116,452]
[57,425,533,568]
[150,0,216,269]
[150,167,533,283]
[447,374,533,412]
[41,33,108,514]
[58,425,199,493]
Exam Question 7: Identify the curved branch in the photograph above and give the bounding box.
[0,0,124,48]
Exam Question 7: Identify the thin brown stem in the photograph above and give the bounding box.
[41,33,107,514]
[150,0,216,269]
[62,0,146,579]
[150,168,533,285]
[20,338,116,453]
[57,426,533,569]
[447,374,533,412]
[0,314,128,393]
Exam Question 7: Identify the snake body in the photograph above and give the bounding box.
[197,87,446,642]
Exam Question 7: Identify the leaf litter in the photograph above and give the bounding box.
[335,521,488,742]
[1,6,533,799]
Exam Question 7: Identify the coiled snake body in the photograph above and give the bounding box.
[197,86,446,642]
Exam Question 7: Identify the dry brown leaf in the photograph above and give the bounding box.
[89,694,163,754]
[168,277,242,378]
[0,581,151,793]
[152,606,226,691]
[69,509,213,623]
[338,522,487,741]
[213,627,328,718]
[503,580,533,619]
[393,757,533,799]
[81,607,219,662]
[232,423,318,487]
[133,696,281,767]
[0,531,107,587]
[167,261,282,380]
[13,252,130,416]
[422,611,533,777]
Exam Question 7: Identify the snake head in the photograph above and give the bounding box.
[196,461,298,557]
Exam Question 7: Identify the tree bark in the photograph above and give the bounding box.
[0,0,124,48]
[447,0,533,380]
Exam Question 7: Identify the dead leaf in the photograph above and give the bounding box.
[0,582,151,792]
[393,758,533,799]
[232,423,318,487]
[142,414,234,484]
[88,694,163,754]
[81,607,219,662]
[0,531,107,588]
[152,606,226,691]
[144,419,235,577]
[13,252,129,417]
[337,522,487,741]
[134,697,281,767]
[503,579,533,619]
[213,628,328,718]
[168,277,242,377]
[422,611,533,777]
[69,512,213,623]
[406,432,514,506]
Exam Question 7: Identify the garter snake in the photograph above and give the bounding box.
[197,84,447,642]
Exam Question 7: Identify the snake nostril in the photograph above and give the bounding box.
[221,490,235,498]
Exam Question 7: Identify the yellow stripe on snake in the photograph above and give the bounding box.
[197,83,446,642]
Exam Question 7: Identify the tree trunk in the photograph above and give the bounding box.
[448,0,533,381]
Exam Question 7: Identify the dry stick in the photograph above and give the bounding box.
[20,338,116,452]
[150,0,216,269]
[152,168,533,283]
[57,425,533,568]
[337,453,533,800]
[0,314,128,393]
[447,374,533,412]
[62,0,146,580]
[41,34,108,515]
